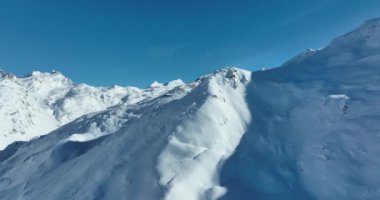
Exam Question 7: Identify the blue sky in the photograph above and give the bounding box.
[1,0,380,87]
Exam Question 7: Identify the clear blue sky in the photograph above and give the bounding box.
[1,0,380,87]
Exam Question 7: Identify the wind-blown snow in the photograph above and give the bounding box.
[1,17,380,200]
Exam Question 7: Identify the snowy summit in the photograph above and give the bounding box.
[1,18,380,200]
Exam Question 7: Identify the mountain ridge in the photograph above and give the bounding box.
[0,70,185,150]
[1,17,380,200]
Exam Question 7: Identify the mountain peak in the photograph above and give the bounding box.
[213,67,250,79]
[24,70,72,85]
[29,70,64,77]
[280,16,380,69]
[282,48,319,66]
[352,16,380,37]
[212,67,248,77]
[364,16,380,25]
[149,81,163,87]
[0,68,15,79]
[330,17,380,48]
[164,79,184,87]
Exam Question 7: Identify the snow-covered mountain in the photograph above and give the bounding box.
[1,18,380,200]
[0,71,184,150]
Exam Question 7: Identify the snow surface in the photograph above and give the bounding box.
[0,71,184,150]
[1,18,380,200]
[220,18,380,200]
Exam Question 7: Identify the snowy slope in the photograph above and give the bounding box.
[0,68,251,200]
[220,17,380,200]
[1,17,380,200]
[0,71,184,150]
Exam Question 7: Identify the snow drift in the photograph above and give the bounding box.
[1,18,380,200]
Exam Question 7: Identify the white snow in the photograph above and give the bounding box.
[150,81,163,87]
[1,17,380,200]
[157,68,251,200]
[328,94,350,100]
[65,122,107,142]
[0,71,184,150]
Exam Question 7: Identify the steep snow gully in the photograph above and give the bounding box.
[1,18,380,200]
